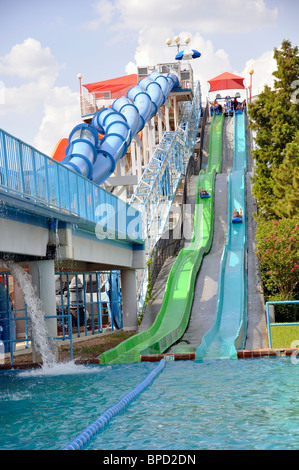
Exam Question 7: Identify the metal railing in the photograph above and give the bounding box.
[80,62,194,118]
[0,270,122,364]
[0,128,142,242]
[80,92,113,117]
[266,301,299,349]
[130,81,202,307]
[137,62,194,90]
[55,271,122,338]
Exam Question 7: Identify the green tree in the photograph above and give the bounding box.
[272,130,299,218]
[248,40,299,218]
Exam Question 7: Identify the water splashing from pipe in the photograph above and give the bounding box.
[4,261,57,368]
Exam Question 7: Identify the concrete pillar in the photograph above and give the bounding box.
[143,124,149,166]
[173,95,178,130]
[29,260,58,362]
[165,99,170,132]
[158,108,163,141]
[13,278,26,339]
[121,269,138,330]
[131,139,137,176]
[135,135,143,181]
[147,119,154,158]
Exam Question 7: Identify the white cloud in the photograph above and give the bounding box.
[125,24,277,106]
[103,0,277,101]
[0,38,81,156]
[125,30,232,99]
[240,50,276,96]
[89,0,277,34]
[0,38,59,116]
[0,37,59,80]
[33,86,80,155]
[83,0,118,29]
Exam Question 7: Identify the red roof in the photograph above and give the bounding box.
[208,72,245,92]
[83,74,138,99]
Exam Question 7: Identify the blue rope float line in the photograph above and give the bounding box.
[62,359,166,450]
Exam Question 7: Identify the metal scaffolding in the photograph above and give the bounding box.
[130,81,202,307]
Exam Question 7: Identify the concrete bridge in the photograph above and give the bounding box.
[0,128,145,358]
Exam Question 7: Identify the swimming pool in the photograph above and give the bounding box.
[1,358,299,450]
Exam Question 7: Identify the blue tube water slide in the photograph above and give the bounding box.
[62,71,179,185]
[196,112,248,361]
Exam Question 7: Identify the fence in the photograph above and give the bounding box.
[55,271,122,337]
[266,301,299,348]
[0,128,142,242]
[0,270,122,364]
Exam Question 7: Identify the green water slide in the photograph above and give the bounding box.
[196,112,248,361]
[100,114,224,364]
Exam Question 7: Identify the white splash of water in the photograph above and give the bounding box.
[5,261,57,368]
[18,361,100,377]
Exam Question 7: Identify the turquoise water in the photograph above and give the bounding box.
[1,358,299,450]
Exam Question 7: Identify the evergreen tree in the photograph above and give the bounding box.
[248,40,299,218]
[272,130,299,219]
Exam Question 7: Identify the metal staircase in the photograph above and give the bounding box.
[129,81,202,308]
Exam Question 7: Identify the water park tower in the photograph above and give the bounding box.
[73,62,194,202]
[0,50,202,362]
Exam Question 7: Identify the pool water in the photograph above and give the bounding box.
[1,358,299,450]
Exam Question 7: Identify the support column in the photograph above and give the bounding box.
[29,260,58,362]
[165,98,170,132]
[173,95,178,129]
[120,269,138,331]
[158,108,163,141]
[131,139,137,176]
[13,279,26,339]
[143,124,149,166]
[135,134,143,181]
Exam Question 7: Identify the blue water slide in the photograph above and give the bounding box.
[112,97,143,138]
[196,112,248,361]
[63,123,99,179]
[62,70,179,185]
[92,108,131,184]
[127,85,154,125]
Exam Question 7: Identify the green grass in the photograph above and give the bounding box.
[270,324,299,349]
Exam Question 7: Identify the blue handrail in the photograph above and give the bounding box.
[0,128,143,242]
[266,301,299,348]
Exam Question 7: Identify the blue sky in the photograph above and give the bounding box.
[0,0,298,155]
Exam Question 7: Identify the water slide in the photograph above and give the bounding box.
[99,114,224,364]
[59,70,179,185]
[196,112,248,360]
